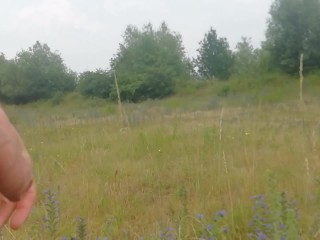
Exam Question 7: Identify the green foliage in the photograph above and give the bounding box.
[50,91,65,106]
[232,37,271,77]
[248,173,300,240]
[217,85,231,97]
[110,22,191,102]
[43,190,60,239]
[0,42,76,104]
[78,69,113,99]
[195,27,233,80]
[0,54,20,102]
[265,0,320,74]
[267,172,285,240]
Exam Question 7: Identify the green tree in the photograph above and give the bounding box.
[78,69,113,99]
[233,37,257,76]
[0,41,76,103]
[0,54,21,102]
[110,22,191,102]
[266,0,320,74]
[195,27,233,80]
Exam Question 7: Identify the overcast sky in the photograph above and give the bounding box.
[0,0,273,72]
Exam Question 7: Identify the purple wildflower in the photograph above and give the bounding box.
[222,226,229,234]
[257,231,268,240]
[197,213,205,220]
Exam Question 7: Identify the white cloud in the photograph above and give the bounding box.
[10,0,102,33]
[103,0,168,19]
[103,0,146,15]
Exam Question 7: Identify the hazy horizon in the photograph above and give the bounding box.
[0,0,273,72]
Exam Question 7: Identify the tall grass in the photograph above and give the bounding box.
[1,75,320,239]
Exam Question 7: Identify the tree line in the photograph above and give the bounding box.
[1,0,320,104]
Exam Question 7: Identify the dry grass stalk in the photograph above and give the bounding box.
[299,53,304,105]
[219,107,235,235]
[113,70,129,128]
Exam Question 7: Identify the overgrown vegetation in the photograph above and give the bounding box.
[265,0,320,74]
[0,42,76,104]
[195,27,234,80]
[2,91,320,239]
[1,0,320,238]
[78,70,113,99]
[1,0,320,104]
[109,22,192,102]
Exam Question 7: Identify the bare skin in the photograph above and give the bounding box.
[0,107,36,229]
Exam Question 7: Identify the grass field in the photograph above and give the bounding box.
[2,78,320,239]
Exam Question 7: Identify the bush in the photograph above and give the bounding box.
[78,70,114,99]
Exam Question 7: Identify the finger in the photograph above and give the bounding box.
[10,183,36,230]
[0,199,15,228]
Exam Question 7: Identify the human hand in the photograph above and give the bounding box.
[0,107,36,229]
[0,181,36,230]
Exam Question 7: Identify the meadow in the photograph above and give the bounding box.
[2,76,320,239]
